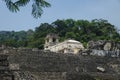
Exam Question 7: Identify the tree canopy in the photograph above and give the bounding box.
[3,0,51,18]
[0,19,119,49]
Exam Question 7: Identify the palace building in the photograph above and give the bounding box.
[44,33,84,54]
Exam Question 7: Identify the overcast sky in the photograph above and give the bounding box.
[0,0,120,31]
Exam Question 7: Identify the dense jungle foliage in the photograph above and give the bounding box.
[0,19,120,49]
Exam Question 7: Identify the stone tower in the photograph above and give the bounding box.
[44,33,59,50]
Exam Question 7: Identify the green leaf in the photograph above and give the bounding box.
[15,0,30,6]
[32,0,51,18]
[32,3,43,18]
[6,1,19,12]
[3,0,51,18]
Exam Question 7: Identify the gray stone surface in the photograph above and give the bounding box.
[87,40,120,51]
[0,40,120,80]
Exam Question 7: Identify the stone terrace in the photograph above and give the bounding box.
[0,48,120,80]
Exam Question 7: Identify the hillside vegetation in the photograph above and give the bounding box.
[0,19,120,48]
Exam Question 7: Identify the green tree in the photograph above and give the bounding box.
[65,32,76,39]
[52,19,68,37]
[0,19,119,48]
[28,38,44,49]
[4,39,17,47]
[3,0,51,18]
[34,23,56,39]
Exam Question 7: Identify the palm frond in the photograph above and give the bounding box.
[32,3,43,18]
[35,0,51,7]
[32,0,51,18]
[3,0,19,12]
[3,0,51,18]
[15,0,30,6]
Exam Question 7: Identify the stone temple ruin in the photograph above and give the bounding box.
[0,34,120,80]
[86,40,120,57]
[44,33,84,54]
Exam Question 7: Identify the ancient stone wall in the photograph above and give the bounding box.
[87,40,120,51]
[0,54,14,80]
[82,40,120,57]
[0,47,120,80]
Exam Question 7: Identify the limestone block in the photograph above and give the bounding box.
[104,42,111,50]
[9,64,19,70]
[97,66,105,72]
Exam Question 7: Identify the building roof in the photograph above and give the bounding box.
[65,39,81,43]
[45,33,58,39]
